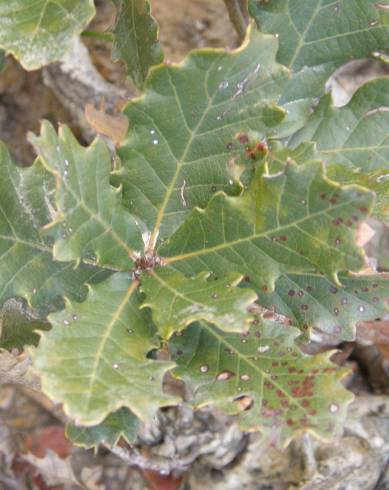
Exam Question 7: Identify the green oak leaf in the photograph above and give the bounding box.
[0,298,50,350]
[29,122,144,271]
[0,141,108,316]
[290,78,389,224]
[114,25,289,243]
[256,272,389,340]
[33,273,177,426]
[67,407,139,449]
[112,0,163,89]
[140,267,257,339]
[170,320,353,444]
[248,0,389,133]
[159,160,374,290]
[0,0,96,70]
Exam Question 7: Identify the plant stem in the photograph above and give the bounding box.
[223,0,249,42]
[82,30,114,43]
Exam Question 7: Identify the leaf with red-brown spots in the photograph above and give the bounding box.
[170,319,353,444]
[160,160,374,291]
[256,272,389,340]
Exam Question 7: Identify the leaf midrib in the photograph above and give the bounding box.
[83,279,139,412]
[165,195,361,264]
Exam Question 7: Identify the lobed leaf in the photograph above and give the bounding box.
[160,160,374,290]
[290,78,389,224]
[140,267,257,338]
[256,272,389,340]
[248,0,389,133]
[114,25,289,244]
[170,320,353,444]
[0,141,108,316]
[33,273,177,426]
[112,0,163,89]
[0,298,50,350]
[67,407,139,449]
[0,0,95,70]
[29,122,144,271]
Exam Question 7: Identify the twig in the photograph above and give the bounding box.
[82,30,114,43]
[223,0,249,42]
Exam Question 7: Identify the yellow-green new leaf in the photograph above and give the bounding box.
[171,320,353,444]
[0,0,95,70]
[33,273,177,426]
[29,122,144,271]
[140,267,257,338]
[160,160,374,291]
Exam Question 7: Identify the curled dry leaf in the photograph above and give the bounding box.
[85,103,129,146]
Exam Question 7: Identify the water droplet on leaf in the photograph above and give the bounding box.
[257,345,269,353]
[218,80,229,89]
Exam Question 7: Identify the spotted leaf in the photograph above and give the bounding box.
[248,0,389,134]
[114,25,289,244]
[290,78,389,224]
[160,160,374,290]
[29,122,144,271]
[33,273,177,426]
[256,272,389,340]
[171,320,353,444]
[140,267,257,339]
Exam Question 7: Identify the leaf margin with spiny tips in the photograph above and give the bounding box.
[32,272,178,427]
[140,266,258,339]
[0,0,96,70]
[170,319,353,445]
[0,139,110,317]
[248,0,389,135]
[66,407,140,450]
[159,159,375,291]
[113,23,290,245]
[289,77,389,225]
[111,0,164,89]
[29,121,145,271]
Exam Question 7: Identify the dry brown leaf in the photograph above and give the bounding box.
[85,103,129,146]
[23,449,81,487]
